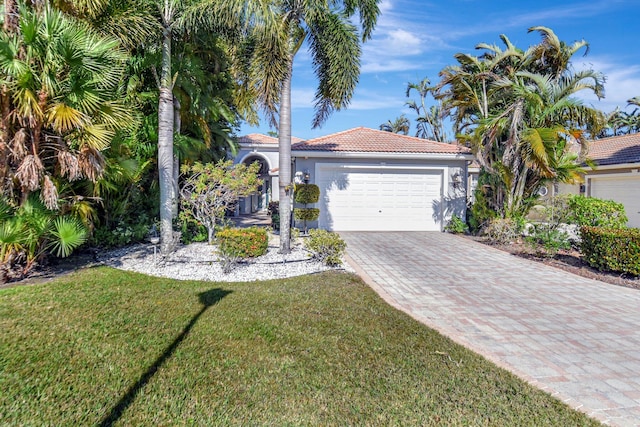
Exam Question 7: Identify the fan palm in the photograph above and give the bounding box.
[0,4,130,209]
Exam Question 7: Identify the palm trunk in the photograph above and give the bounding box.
[278,55,293,254]
[172,96,181,219]
[158,25,174,254]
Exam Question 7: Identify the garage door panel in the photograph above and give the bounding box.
[317,166,443,231]
[591,175,640,228]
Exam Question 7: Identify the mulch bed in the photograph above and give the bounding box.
[464,235,640,291]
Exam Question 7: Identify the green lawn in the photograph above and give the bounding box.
[1,268,599,426]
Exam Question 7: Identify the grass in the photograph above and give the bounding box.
[1,268,600,426]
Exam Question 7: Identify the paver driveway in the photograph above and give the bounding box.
[340,231,640,427]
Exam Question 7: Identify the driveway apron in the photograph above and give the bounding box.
[340,231,640,427]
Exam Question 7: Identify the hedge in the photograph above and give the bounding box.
[580,226,640,276]
[216,226,268,258]
[568,195,628,228]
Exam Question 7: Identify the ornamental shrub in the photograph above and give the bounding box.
[216,226,268,259]
[580,226,640,276]
[483,217,523,244]
[305,229,346,266]
[444,214,468,234]
[294,184,320,204]
[294,208,320,222]
[567,195,628,228]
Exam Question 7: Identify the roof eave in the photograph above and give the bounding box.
[292,150,474,161]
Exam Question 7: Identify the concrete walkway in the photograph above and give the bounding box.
[341,231,640,427]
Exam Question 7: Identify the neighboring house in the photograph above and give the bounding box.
[234,127,473,232]
[555,133,640,228]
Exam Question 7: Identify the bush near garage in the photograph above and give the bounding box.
[580,226,640,276]
[216,227,268,259]
[305,229,346,266]
[567,195,628,228]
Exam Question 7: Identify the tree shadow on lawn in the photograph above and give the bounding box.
[99,288,232,427]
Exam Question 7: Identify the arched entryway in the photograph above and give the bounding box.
[238,154,273,214]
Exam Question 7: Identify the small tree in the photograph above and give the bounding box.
[180,161,261,244]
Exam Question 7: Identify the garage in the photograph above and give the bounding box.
[316,164,443,231]
[590,175,640,228]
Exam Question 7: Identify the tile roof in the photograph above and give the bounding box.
[238,133,303,145]
[588,133,640,166]
[291,127,471,154]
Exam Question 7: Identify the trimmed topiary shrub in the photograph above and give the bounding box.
[294,184,320,204]
[567,195,628,228]
[294,208,320,222]
[580,226,640,276]
[305,229,346,266]
[216,226,268,259]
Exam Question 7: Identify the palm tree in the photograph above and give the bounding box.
[380,115,410,135]
[246,0,379,253]
[437,27,605,218]
[405,77,449,141]
[0,5,130,209]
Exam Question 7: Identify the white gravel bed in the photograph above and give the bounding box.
[99,238,353,282]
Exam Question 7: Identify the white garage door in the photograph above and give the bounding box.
[316,165,443,231]
[590,175,640,228]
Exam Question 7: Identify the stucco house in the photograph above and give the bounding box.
[234,127,473,231]
[555,134,640,228]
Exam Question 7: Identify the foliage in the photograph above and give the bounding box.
[405,77,450,141]
[525,224,571,257]
[379,115,410,135]
[305,229,347,266]
[483,218,524,244]
[467,171,499,232]
[567,195,628,228]
[92,220,150,248]
[0,196,87,282]
[444,214,468,234]
[180,160,261,244]
[294,184,320,204]
[581,226,640,276]
[0,5,130,209]
[0,268,599,425]
[436,27,606,218]
[294,208,320,222]
[216,226,268,259]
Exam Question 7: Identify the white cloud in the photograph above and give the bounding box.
[291,88,316,109]
[575,57,640,112]
[348,90,406,110]
[362,59,424,73]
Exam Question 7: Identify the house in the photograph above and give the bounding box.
[234,127,473,232]
[556,134,640,228]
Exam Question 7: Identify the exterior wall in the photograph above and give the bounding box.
[293,156,469,231]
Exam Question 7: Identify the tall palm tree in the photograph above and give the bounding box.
[0,4,130,209]
[247,0,379,253]
[405,77,448,141]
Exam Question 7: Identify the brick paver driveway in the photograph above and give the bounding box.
[341,231,640,427]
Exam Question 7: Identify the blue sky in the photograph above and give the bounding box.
[239,0,640,140]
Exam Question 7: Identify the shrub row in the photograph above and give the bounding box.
[216,226,268,259]
[580,226,640,276]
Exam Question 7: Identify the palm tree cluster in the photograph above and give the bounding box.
[435,26,607,221]
[604,97,640,136]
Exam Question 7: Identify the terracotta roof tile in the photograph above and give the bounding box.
[291,127,470,154]
[238,133,303,145]
[588,134,640,166]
